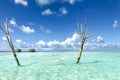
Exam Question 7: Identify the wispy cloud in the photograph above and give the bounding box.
[28,22,34,26]
[45,29,52,34]
[39,26,44,31]
[84,42,120,51]
[39,26,52,34]
[8,28,14,33]
[20,25,35,34]
[0,43,9,51]
[41,9,54,15]
[14,0,28,6]
[113,20,119,28]
[15,40,29,50]
[59,7,68,15]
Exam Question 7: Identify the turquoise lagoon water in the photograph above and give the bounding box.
[0,51,120,80]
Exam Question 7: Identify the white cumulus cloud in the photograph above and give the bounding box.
[97,36,104,43]
[61,33,79,45]
[9,17,17,27]
[42,9,53,15]
[2,36,7,41]
[35,33,79,51]
[113,20,119,28]
[20,25,35,34]
[2,32,120,51]
[68,0,82,4]
[36,0,55,6]
[16,39,22,43]
[68,0,76,4]
[47,40,60,46]
[14,0,28,6]
[42,8,67,16]
[36,0,82,6]
[36,40,46,47]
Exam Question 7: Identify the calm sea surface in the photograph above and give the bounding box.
[0,51,120,80]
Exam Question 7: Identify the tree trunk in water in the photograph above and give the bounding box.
[7,36,20,66]
[76,41,85,63]
[0,19,21,66]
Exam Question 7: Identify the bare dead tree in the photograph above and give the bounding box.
[76,18,92,64]
[0,19,20,66]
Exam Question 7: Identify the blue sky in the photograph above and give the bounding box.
[0,0,120,51]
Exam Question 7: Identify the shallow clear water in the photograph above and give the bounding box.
[0,51,120,80]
